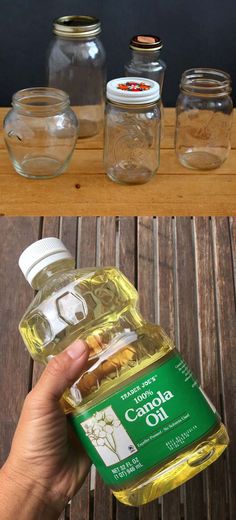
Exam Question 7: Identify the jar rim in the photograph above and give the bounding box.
[180,68,232,96]
[53,15,101,38]
[12,87,70,115]
[129,34,163,52]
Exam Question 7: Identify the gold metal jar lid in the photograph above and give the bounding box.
[53,15,101,38]
[130,35,163,52]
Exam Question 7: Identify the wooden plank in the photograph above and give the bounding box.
[137,217,156,322]
[194,217,228,520]
[229,217,236,293]
[2,148,236,177]
[0,217,40,465]
[116,217,138,520]
[70,217,97,520]
[212,217,236,520]
[1,216,235,520]
[1,167,236,216]
[137,217,159,520]
[0,105,235,218]
[70,482,91,520]
[93,217,116,520]
[157,217,176,342]
[78,217,97,268]
[157,217,181,520]
[175,217,206,520]
[30,217,79,520]
[118,217,136,285]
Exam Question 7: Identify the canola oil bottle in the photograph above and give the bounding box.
[18,237,229,507]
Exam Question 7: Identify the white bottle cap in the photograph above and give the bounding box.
[106,77,160,105]
[19,237,73,287]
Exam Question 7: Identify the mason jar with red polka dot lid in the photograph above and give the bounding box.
[104,77,161,185]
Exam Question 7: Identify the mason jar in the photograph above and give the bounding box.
[175,68,233,170]
[48,15,106,138]
[104,77,161,185]
[3,87,78,179]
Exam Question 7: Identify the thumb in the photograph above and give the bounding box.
[34,339,89,402]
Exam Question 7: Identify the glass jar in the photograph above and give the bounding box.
[125,35,166,94]
[104,78,161,185]
[48,15,106,139]
[175,68,233,170]
[125,35,166,134]
[3,87,78,179]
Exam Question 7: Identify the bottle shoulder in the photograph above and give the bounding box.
[19,266,137,323]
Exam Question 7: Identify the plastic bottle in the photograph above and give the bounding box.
[18,237,229,507]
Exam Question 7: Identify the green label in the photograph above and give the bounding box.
[71,352,219,487]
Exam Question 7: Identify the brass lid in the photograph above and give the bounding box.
[130,35,163,52]
[53,15,101,38]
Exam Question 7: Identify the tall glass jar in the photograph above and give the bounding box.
[125,35,166,94]
[175,68,233,170]
[48,15,106,138]
[3,87,78,179]
[104,78,161,185]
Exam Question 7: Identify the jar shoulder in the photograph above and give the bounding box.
[48,37,106,63]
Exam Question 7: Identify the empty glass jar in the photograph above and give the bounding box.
[175,68,233,170]
[125,35,166,136]
[3,87,78,179]
[48,15,106,138]
[104,78,161,185]
[125,35,166,94]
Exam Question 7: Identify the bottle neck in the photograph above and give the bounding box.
[130,49,162,64]
[31,258,75,290]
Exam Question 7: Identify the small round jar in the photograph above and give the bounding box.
[3,87,78,179]
[104,77,161,185]
[48,15,106,139]
[175,68,233,170]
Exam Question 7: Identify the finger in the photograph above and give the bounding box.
[34,339,89,402]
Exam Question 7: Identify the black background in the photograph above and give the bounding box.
[1,0,236,106]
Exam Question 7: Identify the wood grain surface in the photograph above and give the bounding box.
[0,216,235,520]
[0,109,236,216]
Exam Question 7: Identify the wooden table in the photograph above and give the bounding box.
[0,109,236,216]
[1,216,236,520]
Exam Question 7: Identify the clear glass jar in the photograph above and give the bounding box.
[48,15,106,139]
[3,87,78,179]
[175,68,233,170]
[125,35,166,134]
[104,78,161,185]
[125,35,166,94]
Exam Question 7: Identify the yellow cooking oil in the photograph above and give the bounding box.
[18,238,229,507]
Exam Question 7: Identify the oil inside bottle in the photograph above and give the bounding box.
[19,259,229,506]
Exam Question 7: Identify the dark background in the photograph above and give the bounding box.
[1,0,236,106]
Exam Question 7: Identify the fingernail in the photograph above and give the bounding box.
[67,340,87,360]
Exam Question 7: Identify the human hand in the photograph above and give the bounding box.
[0,339,90,519]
